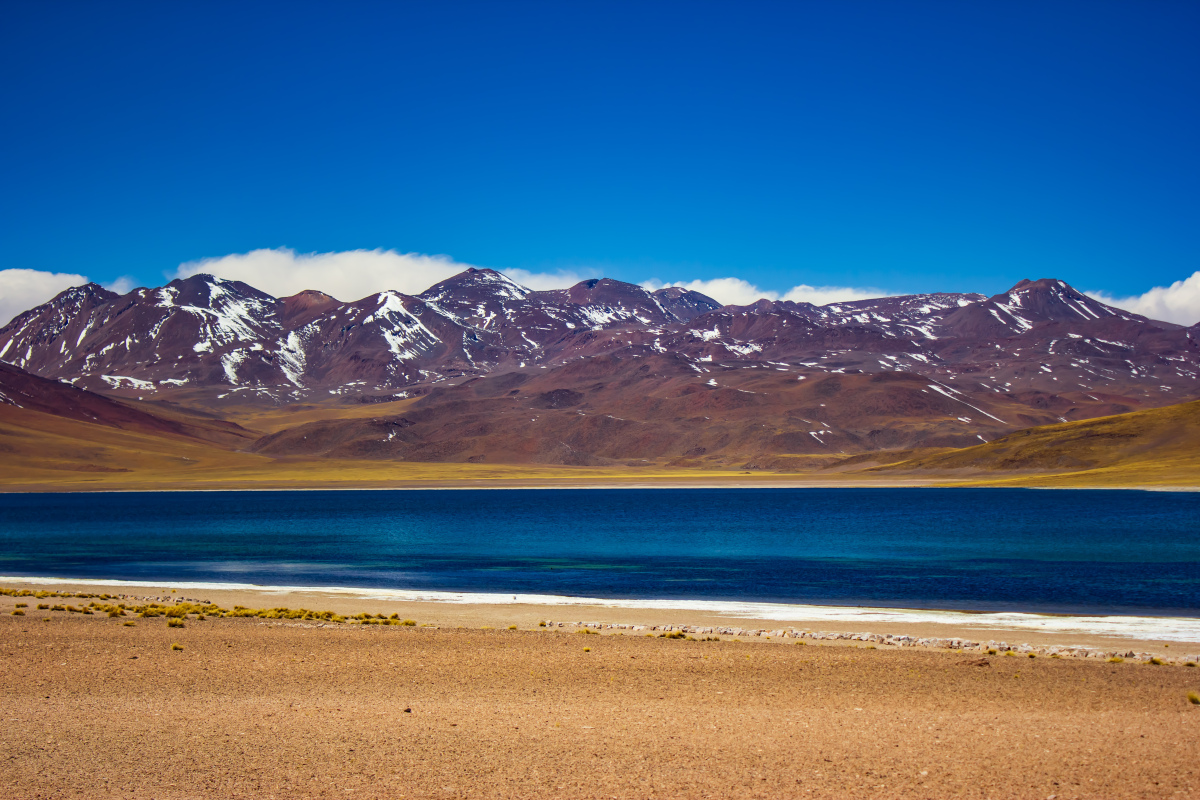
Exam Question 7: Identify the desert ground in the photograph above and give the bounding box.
[2,585,1198,799]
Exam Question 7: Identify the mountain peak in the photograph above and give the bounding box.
[993,278,1124,319]
[53,282,120,304]
[935,277,1140,337]
[163,273,276,305]
[419,268,530,302]
[650,286,723,320]
[280,289,340,324]
[561,278,648,306]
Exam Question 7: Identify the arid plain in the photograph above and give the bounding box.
[3,588,1200,800]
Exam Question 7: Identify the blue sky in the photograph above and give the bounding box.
[2,1,1199,321]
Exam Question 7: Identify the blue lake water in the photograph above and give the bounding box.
[0,488,1198,616]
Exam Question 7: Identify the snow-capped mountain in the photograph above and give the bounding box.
[1,270,1198,417]
[0,269,722,401]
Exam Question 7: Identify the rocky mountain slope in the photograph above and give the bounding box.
[0,269,719,402]
[1,269,1199,464]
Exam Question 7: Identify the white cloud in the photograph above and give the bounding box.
[781,283,882,306]
[103,276,138,295]
[502,267,595,291]
[1087,272,1200,326]
[175,247,582,301]
[176,248,474,301]
[641,277,884,307]
[0,268,90,327]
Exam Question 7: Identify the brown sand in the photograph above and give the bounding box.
[3,600,1200,798]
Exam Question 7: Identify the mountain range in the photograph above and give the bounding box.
[1,269,1199,468]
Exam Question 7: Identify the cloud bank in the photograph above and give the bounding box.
[0,268,90,327]
[177,248,481,301]
[175,247,592,301]
[1087,271,1200,326]
[640,277,884,307]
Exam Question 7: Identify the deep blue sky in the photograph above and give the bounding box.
[2,1,1198,297]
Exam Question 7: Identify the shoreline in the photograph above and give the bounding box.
[2,480,1199,494]
[6,575,1199,655]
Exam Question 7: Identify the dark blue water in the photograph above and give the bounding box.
[1,488,1198,615]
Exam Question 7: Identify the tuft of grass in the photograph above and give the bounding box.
[582,647,591,652]
[42,618,50,623]
[37,604,48,610]
[659,631,687,640]
[15,603,27,608]
[1148,657,1166,666]
[578,628,598,635]
[401,619,416,626]
[108,610,122,618]
[123,621,136,627]
[1028,653,1037,659]
[1107,656,1124,663]
[170,643,183,651]
[1186,662,1196,668]
[508,625,518,630]
[167,618,185,628]
[538,621,546,627]
[1188,691,1200,705]
[11,610,25,616]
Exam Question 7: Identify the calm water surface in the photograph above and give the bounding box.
[1,488,1198,615]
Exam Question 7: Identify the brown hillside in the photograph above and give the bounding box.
[0,362,256,447]
[247,354,1079,466]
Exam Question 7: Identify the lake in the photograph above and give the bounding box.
[1,487,1198,616]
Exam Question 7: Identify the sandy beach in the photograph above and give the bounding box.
[3,582,1199,799]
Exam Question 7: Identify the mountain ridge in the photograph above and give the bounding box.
[1,270,1197,456]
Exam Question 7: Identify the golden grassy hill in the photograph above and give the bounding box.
[874,397,1200,487]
